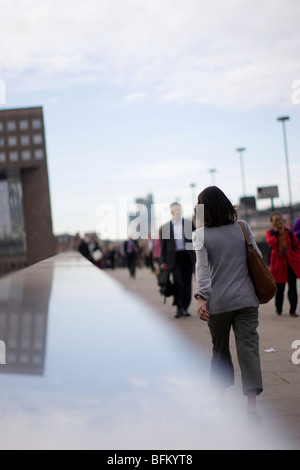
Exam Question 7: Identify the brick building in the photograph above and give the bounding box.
[0,107,55,275]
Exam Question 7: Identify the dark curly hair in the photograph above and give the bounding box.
[197,186,238,227]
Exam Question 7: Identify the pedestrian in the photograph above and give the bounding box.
[266,212,300,317]
[108,243,116,269]
[160,202,195,318]
[73,233,82,252]
[292,218,300,243]
[153,229,162,276]
[145,236,154,271]
[77,234,92,262]
[91,240,103,269]
[124,236,139,278]
[192,186,263,423]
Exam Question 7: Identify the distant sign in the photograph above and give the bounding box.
[257,186,279,199]
[240,196,256,210]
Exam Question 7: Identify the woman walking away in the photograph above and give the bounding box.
[193,186,263,424]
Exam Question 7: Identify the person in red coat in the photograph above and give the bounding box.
[266,212,300,317]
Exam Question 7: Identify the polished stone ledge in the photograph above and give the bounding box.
[0,252,285,450]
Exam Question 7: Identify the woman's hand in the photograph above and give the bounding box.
[197,298,211,322]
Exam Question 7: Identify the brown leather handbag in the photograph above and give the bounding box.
[238,221,277,304]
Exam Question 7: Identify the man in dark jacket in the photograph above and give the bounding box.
[160,202,196,318]
[77,235,92,262]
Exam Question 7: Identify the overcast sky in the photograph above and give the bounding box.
[1,0,300,237]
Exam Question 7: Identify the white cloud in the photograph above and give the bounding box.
[107,159,207,181]
[0,0,299,109]
[124,92,146,103]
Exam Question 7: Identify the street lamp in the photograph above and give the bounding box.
[208,169,217,186]
[277,116,294,224]
[236,147,247,196]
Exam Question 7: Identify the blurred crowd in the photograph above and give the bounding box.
[72,233,160,273]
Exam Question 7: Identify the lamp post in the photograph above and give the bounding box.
[277,116,294,224]
[208,169,217,186]
[236,147,246,196]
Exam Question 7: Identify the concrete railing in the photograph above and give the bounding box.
[0,252,282,450]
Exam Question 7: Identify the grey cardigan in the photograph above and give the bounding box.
[192,220,261,314]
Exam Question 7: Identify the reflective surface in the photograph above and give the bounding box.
[0,170,26,255]
[0,253,286,449]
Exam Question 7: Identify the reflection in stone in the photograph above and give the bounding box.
[0,169,27,276]
[0,264,53,375]
[0,253,292,450]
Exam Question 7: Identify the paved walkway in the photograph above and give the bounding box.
[107,267,300,450]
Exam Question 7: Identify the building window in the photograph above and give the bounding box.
[21,150,31,161]
[20,354,30,364]
[7,121,16,131]
[21,135,30,146]
[33,134,43,145]
[7,353,17,363]
[32,119,42,129]
[0,122,4,132]
[0,152,5,162]
[9,151,18,162]
[19,120,29,130]
[33,355,43,365]
[34,341,43,351]
[8,136,17,146]
[0,137,4,147]
[34,149,44,160]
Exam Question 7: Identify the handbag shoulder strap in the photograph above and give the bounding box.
[237,221,253,249]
